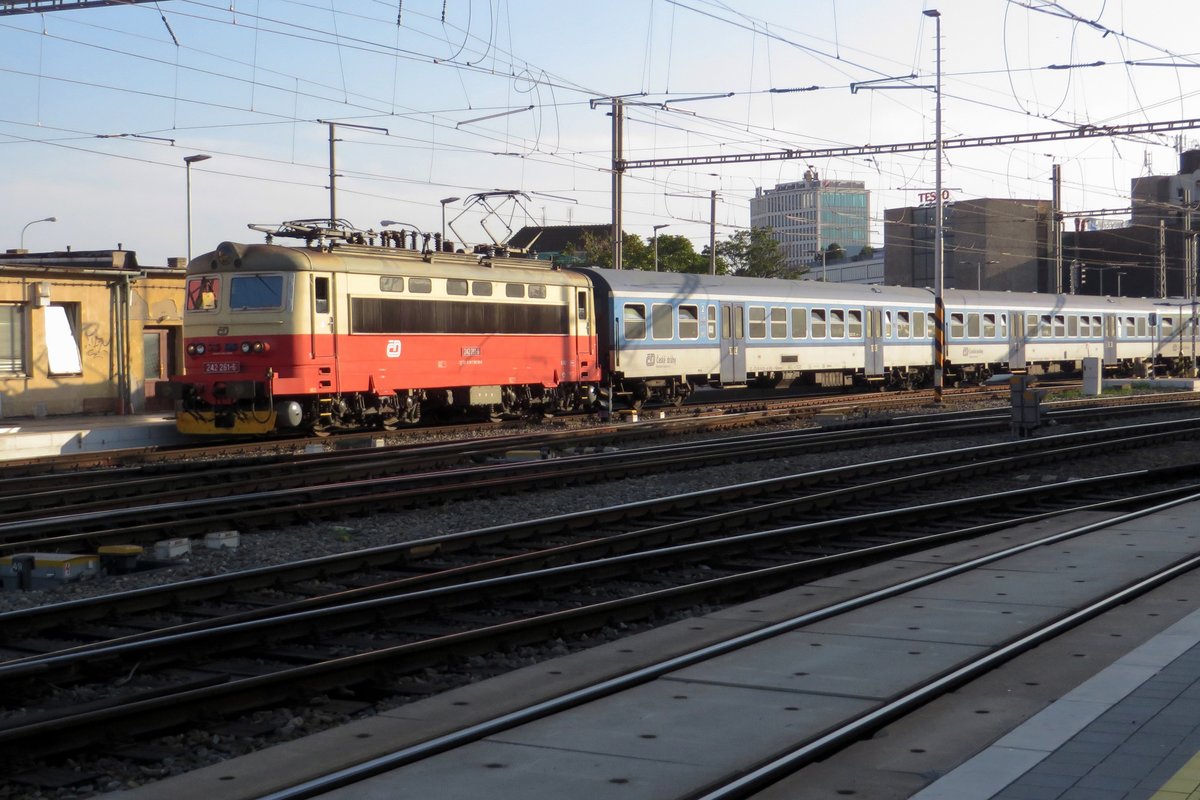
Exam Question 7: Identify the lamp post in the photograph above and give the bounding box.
[19,216,56,250]
[439,196,460,252]
[184,154,211,262]
[924,8,944,403]
[652,224,670,271]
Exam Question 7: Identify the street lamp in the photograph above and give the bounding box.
[652,224,670,271]
[439,196,460,252]
[19,216,56,250]
[924,8,945,403]
[184,154,211,262]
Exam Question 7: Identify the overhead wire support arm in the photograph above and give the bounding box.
[617,117,1200,171]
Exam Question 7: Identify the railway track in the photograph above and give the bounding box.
[2,419,1199,767]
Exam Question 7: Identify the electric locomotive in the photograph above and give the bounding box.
[165,220,598,434]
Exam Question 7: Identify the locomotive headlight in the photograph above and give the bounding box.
[253,341,268,353]
[191,343,206,356]
[240,341,253,354]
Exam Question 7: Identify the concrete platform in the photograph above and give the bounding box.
[0,413,184,460]
[105,499,1200,800]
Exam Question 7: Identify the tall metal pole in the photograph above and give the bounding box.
[184,154,211,262]
[709,190,717,275]
[1052,163,1063,294]
[328,122,337,223]
[925,9,944,404]
[652,224,670,271]
[440,196,460,252]
[612,98,624,270]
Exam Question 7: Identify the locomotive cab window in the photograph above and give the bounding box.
[230,274,285,310]
[624,304,647,340]
[678,305,699,339]
[186,276,220,311]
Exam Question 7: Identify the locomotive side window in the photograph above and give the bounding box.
[447,279,468,296]
[314,277,330,314]
[652,304,673,339]
[897,311,911,339]
[791,308,808,338]
[380,276,404,293]
[624,304,647,340]
[472,281,493,297]
[506,283,525,298]
[186,277,220,311]
[830,309,846,339]
[847,310,863,339]
[529,284,547,299]
[748,307,767,339]
[678,305,699,339]
[707,305,717,339]
[811,309,827,338]
[409,277,432,293]
[230,274,284,310]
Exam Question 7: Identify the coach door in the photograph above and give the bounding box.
[310,274,338,390]
[575,289,596,380]
[1008,311,1027,371]
[719,303,747,384]
[1103,314,1118,365]
[865,309,885,377]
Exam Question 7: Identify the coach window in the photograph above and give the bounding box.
[624,304,647,340]
[652,303,674,339]
[1162,316,1177,338]
[1038,315,1052,337]
[982,313,996,338]
[506,283,525,298]
[791,307,808,338]
[847,309,863,338]
[707,305,717,339]
[447,279,468,296]
[472,281,493,297]
[1092,316,1103,336]
[1067,316,1079,337]
[1053,315,1066,337]
[1026,315,1039,338]
[897,311,911,339]
[409,277,432,293]
[748,306,767,339]
[965,313,979,337]
[999,313,1008,338]
[950,312,965,339]
[1138,317,1148,337]
[380,276,404,293]
[915,312,927,339]
[529,284,547,299]
[830,309,846,338]
[678,305,699,339]
[925,312,935,337]
[770,307,787,339]
[811,309,827,339]
[882,311,892,338]
[314,277,330,314]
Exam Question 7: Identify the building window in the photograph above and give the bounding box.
[46,303,82,375]
[0,304,25,375]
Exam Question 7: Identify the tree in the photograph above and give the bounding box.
[652,234,709,273]
[579,230,652,270]
[855,244,876,261]
[718,227,798,278]
[824,242,846,263]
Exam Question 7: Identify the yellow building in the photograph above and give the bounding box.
[0,249,185,418]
